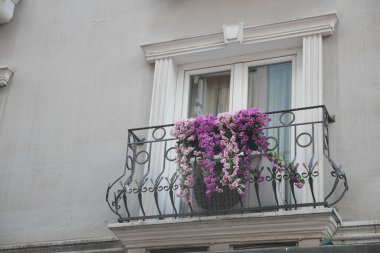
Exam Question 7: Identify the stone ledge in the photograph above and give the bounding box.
[209,243,380,253]
[0,237,125,253]
[333,220,380,245]
[108,208,341,252]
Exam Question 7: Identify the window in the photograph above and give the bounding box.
[178,53,297,207]
[142,13,338,213]
[179,53,297,120]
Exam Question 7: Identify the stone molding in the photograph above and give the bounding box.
[0,66,13,87]
[141,13,338,62]
[333,220,380,245]
[0,237,125,253]
[109,208,342,252]
[0,0,20,24]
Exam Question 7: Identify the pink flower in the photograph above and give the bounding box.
[172,107,302,203]
[230,181,238,189]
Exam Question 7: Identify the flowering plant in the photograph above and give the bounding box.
[172,108,305,202]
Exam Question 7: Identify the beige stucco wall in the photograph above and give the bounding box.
[0,0,379,246]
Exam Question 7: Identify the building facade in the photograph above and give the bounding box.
[0,0,379,252]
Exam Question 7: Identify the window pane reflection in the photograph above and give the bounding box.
[188,71,230,118]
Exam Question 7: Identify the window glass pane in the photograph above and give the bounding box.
[248,62,292,111]
[188,71,230,118]
[247,62,293,206]
[247,62,292,160]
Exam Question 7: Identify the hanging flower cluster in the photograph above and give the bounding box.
[171,108,305,202]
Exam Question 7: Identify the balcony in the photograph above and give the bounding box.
[106,105,348,251]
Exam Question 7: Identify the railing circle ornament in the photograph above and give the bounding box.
[136,151,150,165]
[266,136,279,151]
[279,111,295,126]
[126,156,133,170]
[165,147,177,161]
[296,132,313,147]
[152,127,166,140]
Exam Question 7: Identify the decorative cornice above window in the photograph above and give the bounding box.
[141,13,338,63]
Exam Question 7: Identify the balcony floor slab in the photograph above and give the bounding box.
[108,208,342,252]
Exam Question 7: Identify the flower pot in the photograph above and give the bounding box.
[189,152,265,211]
[191,162,240,211]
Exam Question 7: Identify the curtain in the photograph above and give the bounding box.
[248,62,291,160]
[247,62,292,207]
[189,73,230,117]
[267,63,292,161]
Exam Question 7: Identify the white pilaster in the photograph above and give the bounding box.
[301,34,324,203]
[303,34,323,107]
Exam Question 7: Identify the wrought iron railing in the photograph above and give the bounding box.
[106,105,348,222]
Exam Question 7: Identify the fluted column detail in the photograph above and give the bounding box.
[302,34,324,203]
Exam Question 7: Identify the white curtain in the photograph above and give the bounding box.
[189,73,230,117]
[247,62,292,207]
[248,62,292,159]
[267,63,292,161]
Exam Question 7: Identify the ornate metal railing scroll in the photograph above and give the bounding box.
[106,105,348,222]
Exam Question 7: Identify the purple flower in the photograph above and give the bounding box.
[172,107,303,203]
